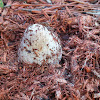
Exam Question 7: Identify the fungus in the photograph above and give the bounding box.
[18,24,62,65]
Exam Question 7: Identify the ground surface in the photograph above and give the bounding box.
[0,0,100,100]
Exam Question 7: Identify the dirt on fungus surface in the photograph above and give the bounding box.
[0,0,100,100]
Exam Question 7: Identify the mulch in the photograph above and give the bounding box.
[0,0,100,100]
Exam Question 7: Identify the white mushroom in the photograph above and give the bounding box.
[18,24,62,65]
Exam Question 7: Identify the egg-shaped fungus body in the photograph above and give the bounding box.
[18,24,62,65]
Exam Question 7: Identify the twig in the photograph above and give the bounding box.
[91,70,100,78]
[21,8,41,14]
[94,93,100,98]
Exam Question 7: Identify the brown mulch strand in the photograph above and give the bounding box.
[0,0,100,100]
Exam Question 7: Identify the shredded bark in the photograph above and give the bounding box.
[0,0,100,100]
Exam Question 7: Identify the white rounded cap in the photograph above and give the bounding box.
[18,24,62,65]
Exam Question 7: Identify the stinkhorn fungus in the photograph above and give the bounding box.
[18,24,62,65]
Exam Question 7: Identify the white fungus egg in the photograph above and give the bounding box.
[18,24,62,65]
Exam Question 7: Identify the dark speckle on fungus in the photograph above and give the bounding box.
[33,49,38,51]
[27,50,31,53]
[24,47,26,49]
[34,58,36,60]
[30,34,32,36]
[47,44,49,46]
[29,30,33,32]
[25,38,31,46]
